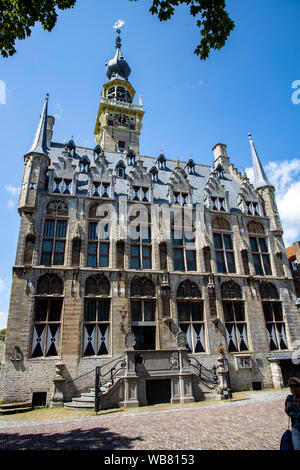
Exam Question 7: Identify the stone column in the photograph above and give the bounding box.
[50,362,66,408]
[269,360,284,389]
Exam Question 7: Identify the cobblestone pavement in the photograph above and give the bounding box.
[0,391,290,450]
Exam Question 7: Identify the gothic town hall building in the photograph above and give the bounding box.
[1,32,300,409]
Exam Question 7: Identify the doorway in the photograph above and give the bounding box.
[280,360,300,386]
[146,379,171,405]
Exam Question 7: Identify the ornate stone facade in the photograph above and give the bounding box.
[1,31,300,407]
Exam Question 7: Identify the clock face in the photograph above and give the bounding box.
[107,113,135,130]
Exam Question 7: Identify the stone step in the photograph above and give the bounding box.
[64,401,95,409]
[0,402,33,415]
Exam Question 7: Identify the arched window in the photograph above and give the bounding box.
[149,166,158,182]
[41,201,68,266]
[130,277,156,350]
[83,275,111,356]
[221,281,249,353]
[31,275,64,358]
[248,222,272,275]
[212,217,235,274]
[177,280,205,353]
[260,283,288,351]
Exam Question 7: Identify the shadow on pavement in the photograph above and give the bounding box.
[0,425,142,450]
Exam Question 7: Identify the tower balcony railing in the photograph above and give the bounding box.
[101,97,143,111]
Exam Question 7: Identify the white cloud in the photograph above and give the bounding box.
[0,278,6,292]
[246,159,300,247]
[54,103,63,120]
[0,311,8,330]
[7,200,15,209]
[4,184,20,196]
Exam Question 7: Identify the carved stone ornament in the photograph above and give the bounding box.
[176,331,187,348]
[73,224,82,240]
[10,346,24,362]
[169,352,179,370]
[125,332,136,349]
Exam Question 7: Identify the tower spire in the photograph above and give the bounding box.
[26,94,49,156]
[248,133,273,189]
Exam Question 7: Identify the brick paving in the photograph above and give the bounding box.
[0,391,290,450]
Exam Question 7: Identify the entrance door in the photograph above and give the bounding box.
[146,379,171,405]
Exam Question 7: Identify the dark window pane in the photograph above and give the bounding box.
[234,302,245,322]
[226,252,236,273]
[191,302,203,321]
[144,301,155,321]
[223,234,233,250]
[53,241,65,265]
[253,254,263,275]
[258,238,267,253]
[56,220,67,238]
[216,251,226,273]
[49,299,62,321]
[87,242,97,267]
[98,300,110,322]
[35,299,48,322]
[177,302,189,322]
[250,237,258,252]
[273,302,283,322]
[99,243,109,267]
[130,245,140,269]
[186,250,196,271]
[263,303,273,322]
[89,223,98,240]
[262,254,272,275]
[173,248,185,271]
[131,301,142,322]
[223,302,234,322]
[213,233,222,249]
[84,300,96,322]
[44,220,54,237]
[142,246,152,269]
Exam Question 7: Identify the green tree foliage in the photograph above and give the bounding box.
[0,0,76,58]
[0,0,234,59]
[131,0,235,60]
[0,329,6,341]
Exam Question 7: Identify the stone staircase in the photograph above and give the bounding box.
[64,382,113,410]
[0,402,33,415]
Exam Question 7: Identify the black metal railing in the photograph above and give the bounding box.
[66,354,127,411]
[188,355,219,390]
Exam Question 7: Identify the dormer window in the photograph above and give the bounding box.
[127,150,136,166]
[94,145,102,157]
[92,182,110,198]
[133,186,149,202]
[216,164,224,179]
[186,159,195,175]
[118,141,125,153]
[67,140,76,158]
[116,161,126,178]
[157,153,166,170]
[211,197,226,211]
[149,167,158,183]
[173,192,189,206]
[79,156,90,173]
[246,201,260,216]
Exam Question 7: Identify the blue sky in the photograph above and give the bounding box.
[1,0,300,329]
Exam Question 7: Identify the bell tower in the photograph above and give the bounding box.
[94,26,144,154]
